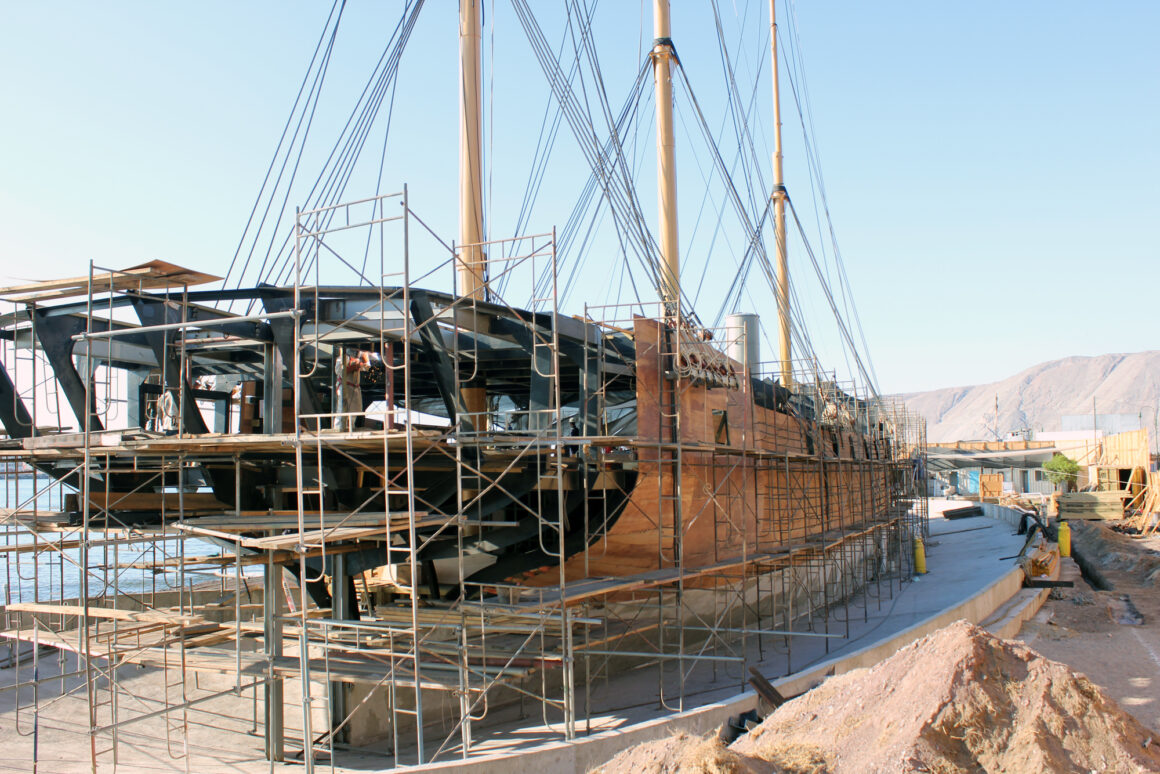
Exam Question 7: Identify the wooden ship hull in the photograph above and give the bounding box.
[0,280,906,602]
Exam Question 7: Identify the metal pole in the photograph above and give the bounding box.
[293,208,316,773]
[72,310,298,341]
[263,549,284,762]
[82,260,97,774]
[402,186,425,764]
[329,553,348,746]
[551,228,575,741]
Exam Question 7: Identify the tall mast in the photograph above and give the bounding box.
[652,0,680,312]
[769,0,792,386]
[458,0,485,301]
[458,0,486,429]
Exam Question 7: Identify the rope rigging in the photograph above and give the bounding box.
[219,1,422,312]
[213,0,881,401]
[267,1,423,292]
[511,0,685,319]
[219,0,348,306]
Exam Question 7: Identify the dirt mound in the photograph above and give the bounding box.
[732,620,1160,773]
[590,731,759,774]
[1072,520,1160,587]
[593,621,1160,774]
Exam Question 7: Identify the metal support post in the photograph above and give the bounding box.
[263,553,285,762]
[329,553,349,745]
[263,342,283,435]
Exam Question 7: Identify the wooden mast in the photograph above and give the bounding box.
[769,0,792,386]
[458,0,485,301]
[458,0,486,427]
[652,0,680,313]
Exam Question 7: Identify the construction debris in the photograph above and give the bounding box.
[1124,470,1160,537]
[942,505,983,520]
[594,620,1160,774]
[1107,595,1145,626]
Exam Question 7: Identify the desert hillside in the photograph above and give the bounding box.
[900,351,1160,443]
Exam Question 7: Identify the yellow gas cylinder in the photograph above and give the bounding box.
[1058,520,1071,558]
[914,536,927,575]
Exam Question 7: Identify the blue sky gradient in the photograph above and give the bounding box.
[1,1,1156,393]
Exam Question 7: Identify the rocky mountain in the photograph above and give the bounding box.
[899,351,1160,443]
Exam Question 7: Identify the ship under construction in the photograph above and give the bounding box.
[0,1,926,769]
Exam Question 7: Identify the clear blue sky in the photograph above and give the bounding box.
[1,1,1156,394]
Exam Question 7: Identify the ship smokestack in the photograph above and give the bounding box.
[727,313,760,375]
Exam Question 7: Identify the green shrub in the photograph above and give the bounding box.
[1042,453,1080,491]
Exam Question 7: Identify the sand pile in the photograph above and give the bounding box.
[590,732,758,774]
[594,620,1160,774]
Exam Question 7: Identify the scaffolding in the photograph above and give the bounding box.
[0,191,926,771]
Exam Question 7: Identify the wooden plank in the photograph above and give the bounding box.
[175,510,439,532]
[1058,490,1126,520]
[0,533,174,555]
[112,542,367,569]
[6,602,203,626]
[0,509,70,528]
[65,491,228,513]
[23,430,130,449]
[245,527,388,551]
[0,629,114,660]
[748,666,788,709]
[0,260,221,303]
[0,267,155,296]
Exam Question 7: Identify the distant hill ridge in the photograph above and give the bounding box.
[899,351,1160,443]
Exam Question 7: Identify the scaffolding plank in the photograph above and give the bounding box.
[6,602,204,626]
[0,628,115,660]
[0,260,221,303]
[175,510,440,534]
[66,491,229,513]
[0,509,70,528]
[245,527,389,550]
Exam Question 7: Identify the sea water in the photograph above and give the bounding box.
[1,475,237,606]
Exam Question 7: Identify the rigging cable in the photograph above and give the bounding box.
[781,0,880,391]
[511,0,666,311]
[220,0,347,310]
[263,2,423,291]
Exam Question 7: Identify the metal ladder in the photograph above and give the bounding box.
[657,326,683,565]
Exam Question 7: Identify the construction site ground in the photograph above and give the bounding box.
[1013,517,1160,733]
[0,501,1067,773]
